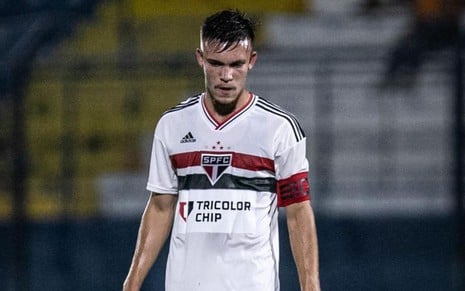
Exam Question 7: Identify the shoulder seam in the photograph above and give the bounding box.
[256,97,305,142]
[162,94,201,116]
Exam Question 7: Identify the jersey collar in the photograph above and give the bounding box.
[201,92,255,130]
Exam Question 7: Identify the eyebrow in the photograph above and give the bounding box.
[206,58,246,66]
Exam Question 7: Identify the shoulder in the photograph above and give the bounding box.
[161,93,202,117]
[254,95,306,142]
[155,93,201,135]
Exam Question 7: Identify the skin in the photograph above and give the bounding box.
[287,201,321,291]
[123,38,320,291]
[123,193,177,291]
[195,39,257,122]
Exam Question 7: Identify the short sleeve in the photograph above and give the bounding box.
[146,132,178,194]
[275,130,311,207]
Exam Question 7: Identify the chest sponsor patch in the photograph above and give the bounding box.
[201,153,232,185]
[175,190,260,234]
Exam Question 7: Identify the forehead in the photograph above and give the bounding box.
[202,44,252,63]
[201,40,252,59]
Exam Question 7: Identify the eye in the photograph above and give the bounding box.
[207,60,223,67]
[230,61,245,68]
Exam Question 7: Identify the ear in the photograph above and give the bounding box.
[248,51,257,70]
[196,48,204,67]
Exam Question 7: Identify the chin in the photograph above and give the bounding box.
[216,96,236,103]
[213,93,237,103]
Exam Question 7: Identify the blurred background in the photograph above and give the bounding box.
[0,0,464,290]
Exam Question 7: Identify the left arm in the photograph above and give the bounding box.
[286,201,320,291]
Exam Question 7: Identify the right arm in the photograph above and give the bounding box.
[123,192,177,291]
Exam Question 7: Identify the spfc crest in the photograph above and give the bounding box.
[201,153,232,185]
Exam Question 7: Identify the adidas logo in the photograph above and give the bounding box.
[180,132,196,143]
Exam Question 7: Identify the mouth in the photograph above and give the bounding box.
[215,86,236,95]
[216,85,235,91]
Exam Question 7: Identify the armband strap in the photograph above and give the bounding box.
[277,172,310,207]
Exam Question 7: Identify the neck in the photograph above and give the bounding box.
[204,90,251,123]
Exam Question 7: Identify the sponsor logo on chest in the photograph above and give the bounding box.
[179,200,251,223]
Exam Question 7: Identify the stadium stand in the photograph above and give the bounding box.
[1,1,462,290]
[0,0,101,95]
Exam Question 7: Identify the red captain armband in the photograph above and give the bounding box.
[277,172,311,207]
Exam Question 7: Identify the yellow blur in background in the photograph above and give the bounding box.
[1,0,309,220]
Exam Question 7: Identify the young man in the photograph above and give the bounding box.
[123,9,320,291]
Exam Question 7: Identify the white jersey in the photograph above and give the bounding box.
[147,93,310,291]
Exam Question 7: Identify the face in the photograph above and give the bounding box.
[196,39,257,115]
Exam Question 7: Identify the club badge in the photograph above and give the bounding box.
[201,153,232,185]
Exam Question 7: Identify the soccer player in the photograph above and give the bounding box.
[123,9,320,291]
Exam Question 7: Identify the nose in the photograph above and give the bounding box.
[220,66,233,82]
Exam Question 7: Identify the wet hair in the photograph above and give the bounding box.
[200,9,256,52]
